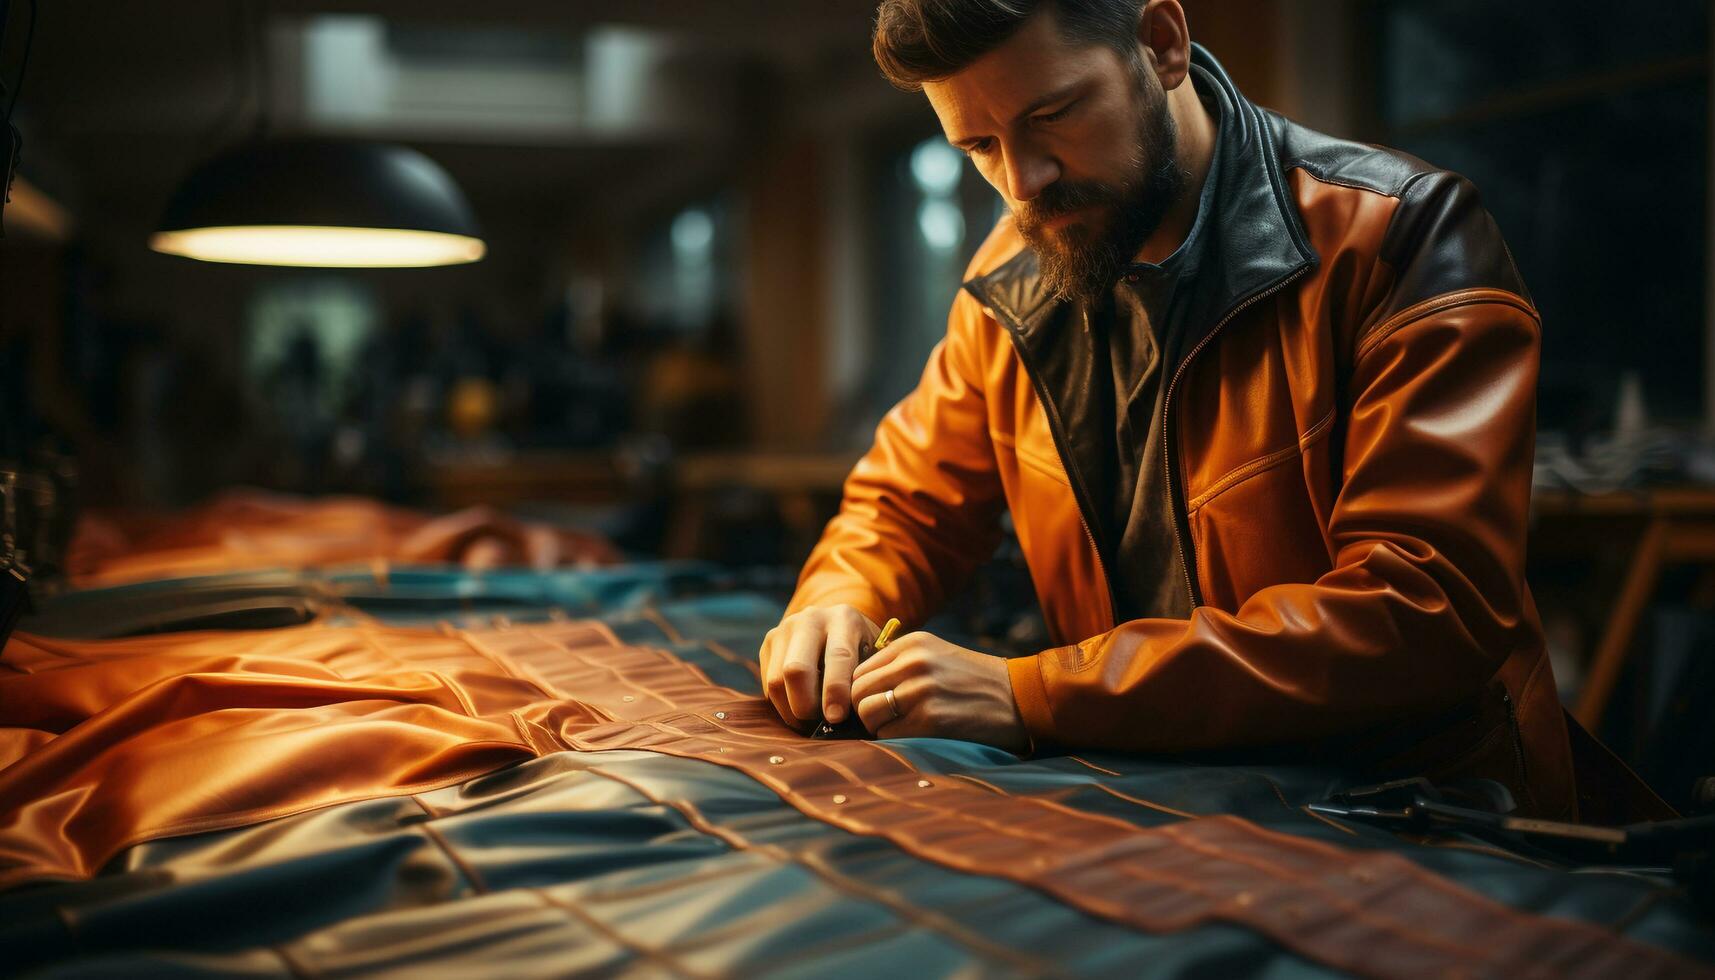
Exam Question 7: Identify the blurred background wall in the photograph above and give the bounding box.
[2,0,1712,797]
[0,0,1382,508]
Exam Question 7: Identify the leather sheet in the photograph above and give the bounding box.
[4,579,1712,978]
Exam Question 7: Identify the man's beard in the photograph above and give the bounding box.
[1013,72,1189,304]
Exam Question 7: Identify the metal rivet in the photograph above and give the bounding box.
[769,755,785,765]
[622,695,635,703]
[832,794,848,805]
[1032,855,1049,868]
[714,711,727,720]
[717,747,730,753]
[1233,891,1254,907]
[917,779,933,788]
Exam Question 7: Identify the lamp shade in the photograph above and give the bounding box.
[150,139,486,268]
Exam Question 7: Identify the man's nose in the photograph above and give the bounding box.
[1002,146,1060,204]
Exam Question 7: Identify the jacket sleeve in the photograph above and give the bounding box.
[1006,288,1543,752]
[785,285,1008,628]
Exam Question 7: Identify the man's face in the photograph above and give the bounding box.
[923,8,1186,302]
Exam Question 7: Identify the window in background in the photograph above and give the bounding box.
[864,133,1006,419]
[243,277,380,493]
[246,277,379,418]
[630,195,738,336]
[1372,0,1710,434]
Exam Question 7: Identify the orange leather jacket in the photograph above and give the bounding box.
[790,47,1579,818]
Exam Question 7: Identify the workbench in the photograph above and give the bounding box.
[5,557,1712,977]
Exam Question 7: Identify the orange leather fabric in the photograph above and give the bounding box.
[790,180,1575,816]
[1,621,1698,978]
[0,618,745,887]
[66,490,620,586]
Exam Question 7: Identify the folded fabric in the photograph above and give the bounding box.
[66,489,620,586]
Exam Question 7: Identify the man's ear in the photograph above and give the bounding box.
[1137,0,1192,91]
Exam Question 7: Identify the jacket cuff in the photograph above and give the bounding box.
[1006,653,1059,754]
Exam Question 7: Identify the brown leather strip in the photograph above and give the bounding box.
[582,762,1061,976]
[497,620,1712,980]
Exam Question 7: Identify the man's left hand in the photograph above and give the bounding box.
[848,631,1028,752]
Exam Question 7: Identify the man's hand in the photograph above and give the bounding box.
[849,631,1028,751]
[758,605,880,728]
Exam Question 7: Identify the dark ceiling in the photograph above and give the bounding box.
[9,0,892,237]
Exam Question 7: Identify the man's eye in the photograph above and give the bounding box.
[1034,102,1075,124]
[963,139,995,157]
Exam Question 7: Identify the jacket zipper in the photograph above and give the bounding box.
[999,323,1121,629]
[1160,266,1311,610]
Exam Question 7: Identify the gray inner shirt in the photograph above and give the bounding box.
[1070,76,1224,624]
[1077,267,1193,624]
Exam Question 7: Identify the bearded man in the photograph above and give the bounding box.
[760,0,1583,817]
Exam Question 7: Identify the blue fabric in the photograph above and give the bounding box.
[4,750,1339,979]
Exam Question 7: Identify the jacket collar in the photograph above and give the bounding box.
[964,44,1318,355]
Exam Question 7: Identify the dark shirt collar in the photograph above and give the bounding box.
[1129,65,1225,286]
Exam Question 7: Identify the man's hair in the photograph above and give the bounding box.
[872,0,1145,92]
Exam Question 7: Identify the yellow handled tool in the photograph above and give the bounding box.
[873,617,901,651]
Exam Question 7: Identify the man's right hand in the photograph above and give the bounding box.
[759,605,880,728]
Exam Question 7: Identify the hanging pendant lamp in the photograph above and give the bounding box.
[150,137,486,268]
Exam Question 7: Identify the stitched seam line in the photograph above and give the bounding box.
[530,887,707,980]
[1187,407,1336,515]
[699,638,762,678]
[993,429,1067,484]
[271,942,317,980]
[824,748,1495,966]
[23,750,533,885]
[557,622,1704,977]
[1288,161,1410,199]
[417,819,490,894]
[1086,782,1200,820]
[580,763,1056,976]
[459,628,562,701]
[1065,755,1122,777]
[520,626,707,714]
[566,712,1695,976]
[452,628,548,698]
[1014,445,1072,485]
[1356,289,1538,363]
[639,606,686,644]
